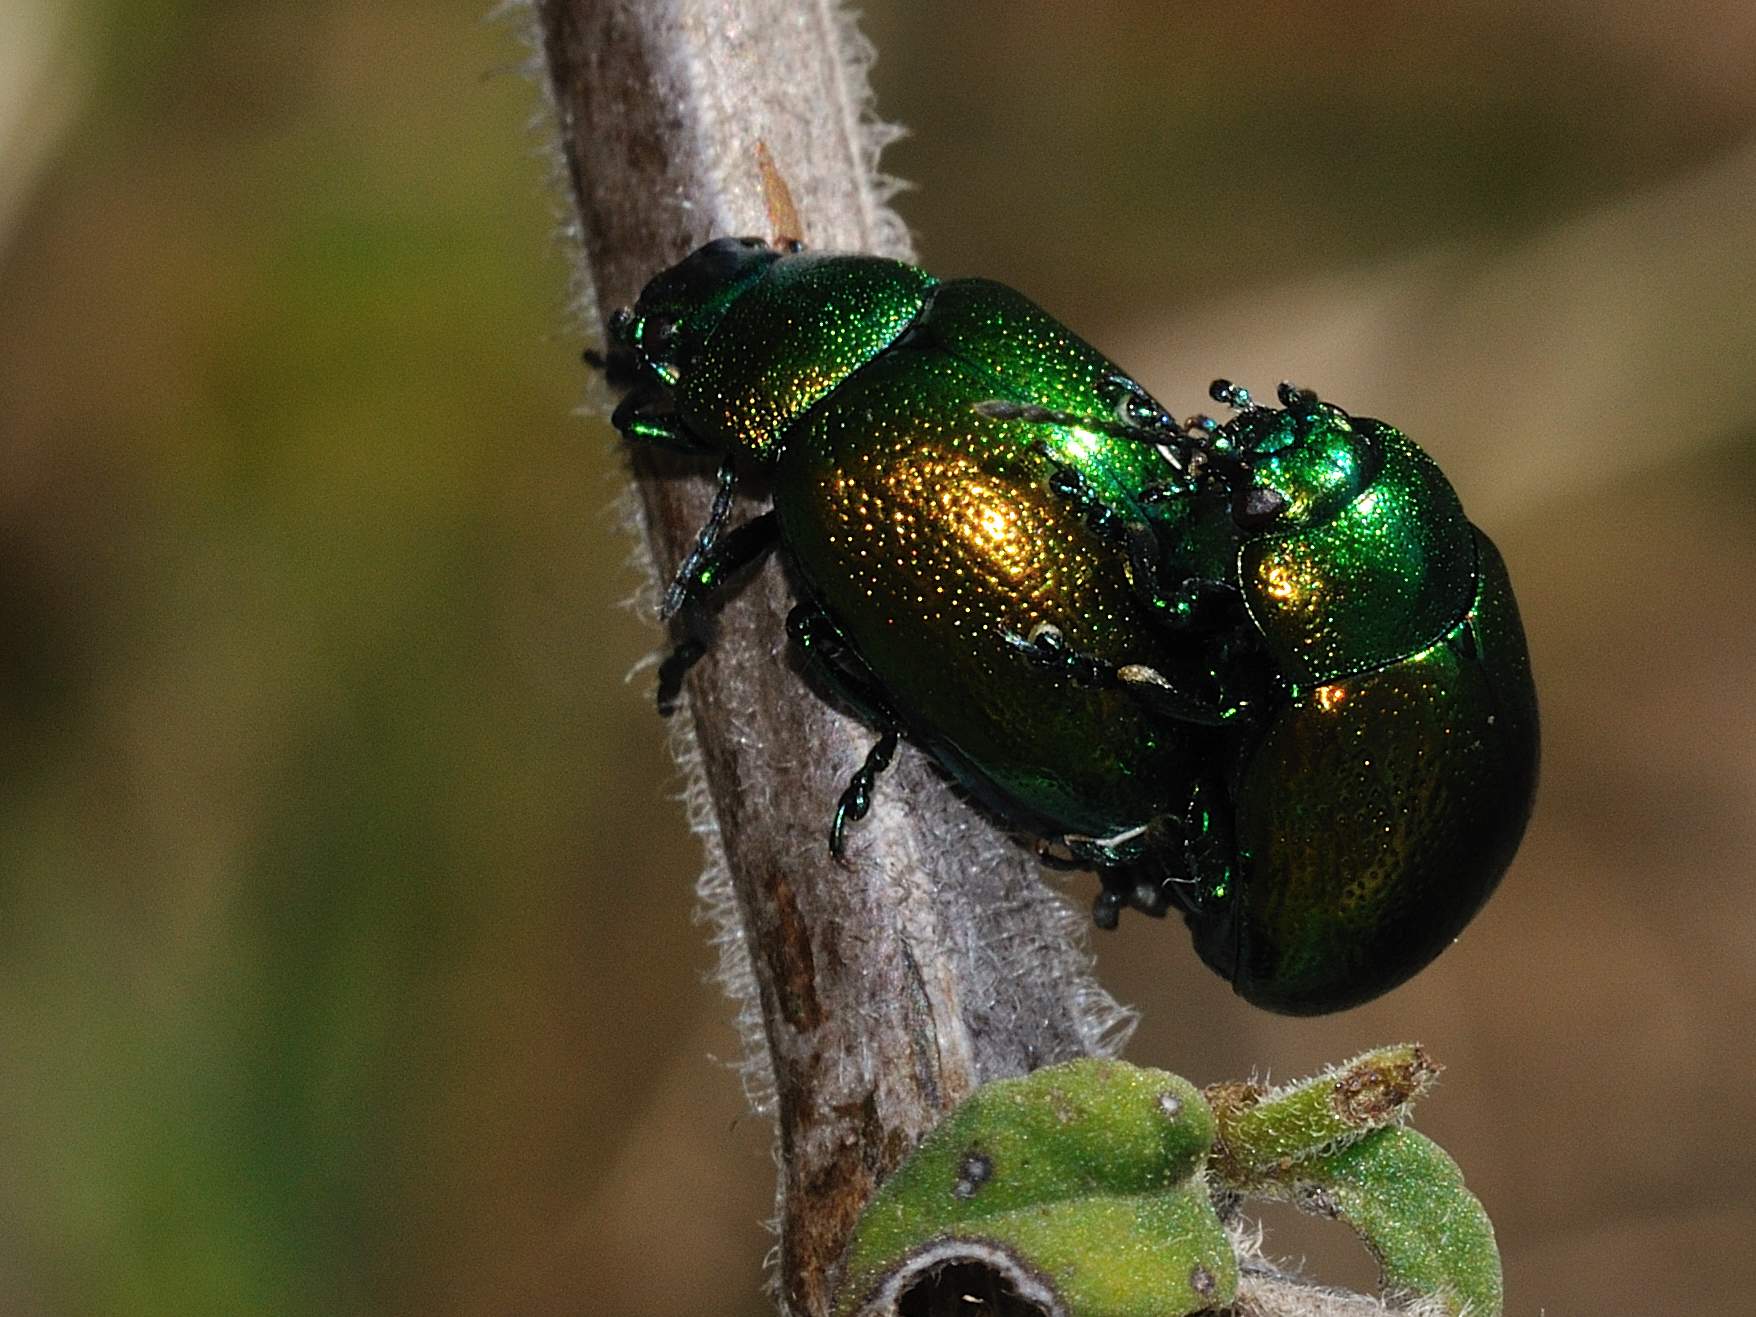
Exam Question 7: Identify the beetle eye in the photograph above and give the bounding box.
[1277,381,1320,415]
[1233,486,1288,529]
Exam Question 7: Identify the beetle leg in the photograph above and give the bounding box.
[662,459,740,619]
[1176,773,1238,912]
[611,386,713,455]
[1003,622,1243,727]
[1087,776,1237,929]
[1003,621,1113,687]
[1135,573,1245,636]
[1115,661,1248,727]
[1036,451,1133,540]
[654,509,780,715]
[830,726,900,858]
[1032,455,1232,633]
[1033,838,1092,872]
[787,602,908,856]
[1102,516,1243,639]
[1041,826,1174,929]
[1091,885,1127,929]
[1060,822,1151,869]
[653,639,707,718]
[1091,860,1178,929]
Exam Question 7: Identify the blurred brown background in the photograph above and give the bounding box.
[2,1,1752,1313]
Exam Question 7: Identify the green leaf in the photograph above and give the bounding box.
[835,1058,1235,1317]
[1266,1126,1502,1317]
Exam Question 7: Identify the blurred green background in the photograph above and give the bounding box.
[2,1,1753,1313]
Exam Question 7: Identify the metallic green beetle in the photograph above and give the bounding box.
[603,236,1538,1014]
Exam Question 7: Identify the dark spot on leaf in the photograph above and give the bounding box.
[953,1149,994,1199]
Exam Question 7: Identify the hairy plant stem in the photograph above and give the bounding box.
[529,4,1399,1314]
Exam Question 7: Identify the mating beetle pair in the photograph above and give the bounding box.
[601,236,1538,1014]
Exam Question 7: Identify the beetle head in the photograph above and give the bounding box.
[608,236,781,389]
[1203,382,1386,534]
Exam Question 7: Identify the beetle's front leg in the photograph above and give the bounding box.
[610,386,712,455]
[655,507,780,715]
[662,460,739,619]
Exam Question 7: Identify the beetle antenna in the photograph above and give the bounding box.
[1209,378,1254,412]
[1276,380,1323,414]
[973,398,1168,443]
[972,398,1208,474]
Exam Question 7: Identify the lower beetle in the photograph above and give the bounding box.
[600,236,1538,1013]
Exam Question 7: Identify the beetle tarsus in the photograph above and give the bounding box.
[1210,379,1253,412]
[830,726,899,857]
[1126,876,1175,918]
[1089,868,1173,926]
[655,639,707,716]
[788,601,910,854]
[1092,887,1124,930]
[1114,661,1240,727]
[1004,622,1113,688]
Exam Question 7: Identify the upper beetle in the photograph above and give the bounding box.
[600,236,1537,1014]
[1100,381,1538,1011]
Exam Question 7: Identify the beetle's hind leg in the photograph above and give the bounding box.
[1083,778,1235,929]
[1045,818,1182,930]
[787,602,906,857]
[831,728,899,858]
[655,504,780,715]
[1092,868,1177,930]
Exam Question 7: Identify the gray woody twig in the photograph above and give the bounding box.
[529,3,1401,1315]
